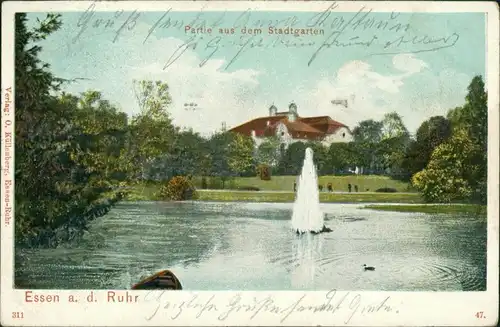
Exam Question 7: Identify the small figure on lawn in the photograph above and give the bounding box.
[348,183,352,193]
[327,183,333,192]
[319,184,323,192]
[354,185,358,192]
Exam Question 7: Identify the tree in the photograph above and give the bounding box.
[412,75,488,204]
[327,142,358,173]
[352,119,384,144]
[381,112,409,140]
[352,119,384,172]
[72,90,132,182]
[402,116,452,179]
[256,136,281,166]
[14,14,129,246]
[207,132,235,188]
[144,129,205,181]
[412,129,478,203]
[129,80,176,180]
[228,133,256,176]
[451,76,488,202]
[447,106,467,129]
[378,134,411,176]
[133,79,172,118]
[277,142,307,175]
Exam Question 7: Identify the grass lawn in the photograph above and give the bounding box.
[191,175,413,192]
[124,177,419,203]
[195,190,423,203]
[363,204,487,216]
[124,183,162,201]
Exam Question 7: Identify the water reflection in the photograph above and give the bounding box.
[291,233,324,289]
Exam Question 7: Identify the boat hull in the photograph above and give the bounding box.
[131,269,183,290]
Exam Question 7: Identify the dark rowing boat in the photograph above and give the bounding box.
[131,269,183,290]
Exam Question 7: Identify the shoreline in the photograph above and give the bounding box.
[126,188,424,203]
[362,204,487,216]
[123,190,486,215]
[124,185,486,215]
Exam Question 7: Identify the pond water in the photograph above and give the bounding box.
[15,201,486,291]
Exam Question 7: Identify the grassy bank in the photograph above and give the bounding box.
[124,180,421,203]
[194,190,423,203]
[191,175,413,192]
[125,183,162,201]
[363,204,487,216]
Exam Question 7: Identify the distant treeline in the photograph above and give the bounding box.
[15,13,487,247]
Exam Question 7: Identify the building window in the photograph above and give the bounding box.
[342,132,346,138]
[281,132,285,136]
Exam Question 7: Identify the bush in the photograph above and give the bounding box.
[375,187,398,193]
[257,164,271,180]
[412,168,472,203]
[236,186,260,191]
[411,130,478,203]
[159,176,197,201]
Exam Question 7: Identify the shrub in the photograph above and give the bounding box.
[159,176,197,201]
[257,164,271,180]
[375,187,398,193]
[411,129,477,203]
[412,168,472,203]
[236,186,260,191]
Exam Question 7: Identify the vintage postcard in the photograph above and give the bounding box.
[1,1,499,326]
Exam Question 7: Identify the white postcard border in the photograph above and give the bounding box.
[1,1,499,326]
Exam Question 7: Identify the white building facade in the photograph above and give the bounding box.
[234,102,353,149]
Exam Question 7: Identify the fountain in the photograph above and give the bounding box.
[291,147,332,235]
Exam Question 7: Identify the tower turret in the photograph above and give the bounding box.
[288,102,298,122]
[269,104,278,116]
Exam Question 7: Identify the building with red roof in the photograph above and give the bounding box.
[229,102,353,148]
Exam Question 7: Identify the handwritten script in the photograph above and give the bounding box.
[72,2,460,70]
[142,290,399,324]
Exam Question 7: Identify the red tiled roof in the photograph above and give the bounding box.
[230,115,287,136]
[285,120,323,134]
[300,116,347,134]
[230,114,348,140]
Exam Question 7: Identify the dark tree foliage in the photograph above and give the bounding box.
[146,129,207,181]
[277,142,307,175]
[207,132,236,188]
[411,76,488,204]
[401,116,452,180]
[15,14,127,247]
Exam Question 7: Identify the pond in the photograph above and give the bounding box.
[15,202,487,291]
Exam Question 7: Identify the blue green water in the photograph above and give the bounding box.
[15,202,486,291]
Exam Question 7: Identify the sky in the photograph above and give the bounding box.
[28,6,486,135]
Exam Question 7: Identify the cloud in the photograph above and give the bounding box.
[38,14,473,136]
[392,53,428,75]
[127,38,263,136]
[43,20,265,136]
[288,54,469,133]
